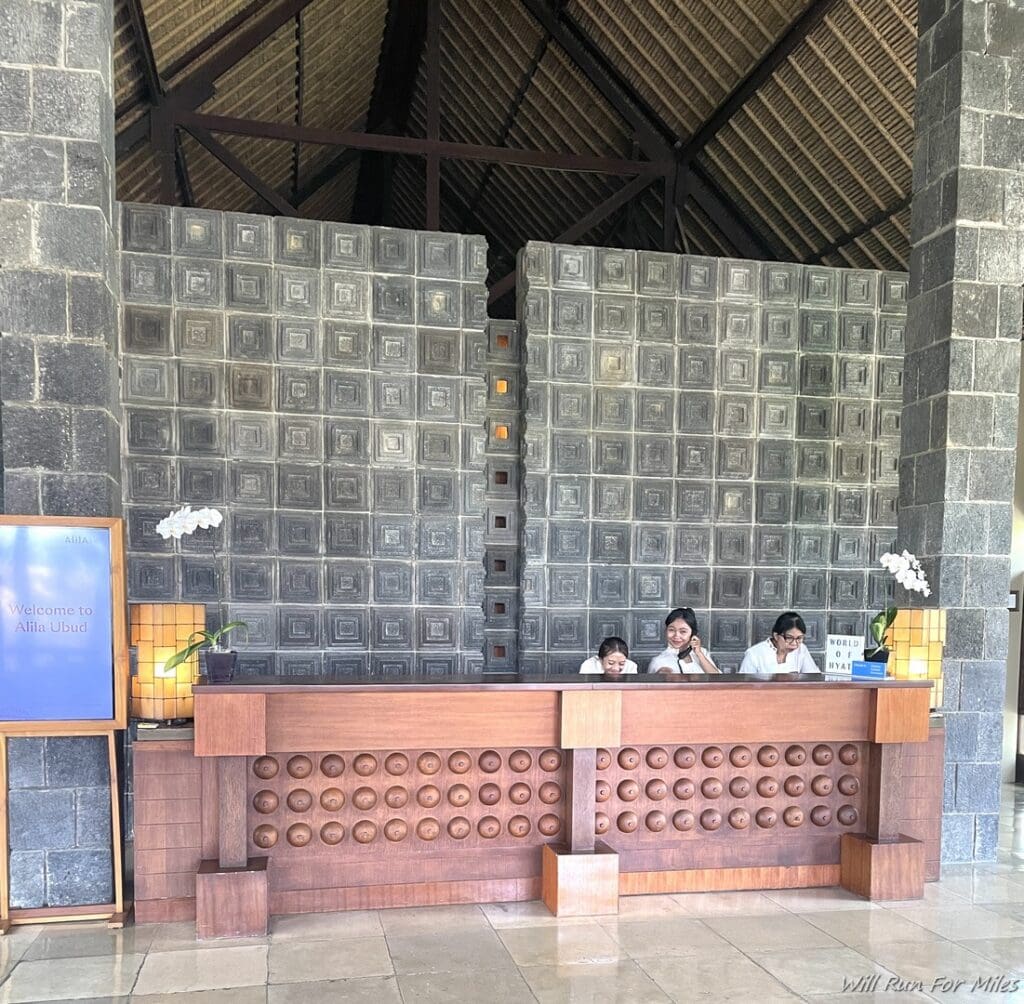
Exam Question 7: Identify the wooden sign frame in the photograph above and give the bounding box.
[0,516,129,932]
[0,729,126,932]
[0,516,129,733]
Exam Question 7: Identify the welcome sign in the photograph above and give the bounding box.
[0,521,120,723]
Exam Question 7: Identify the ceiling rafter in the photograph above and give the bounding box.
[351,0,430,226]
[519,0,775,261]
[116,0,320,159]
[174,109,668,176]
[124,0,191,204]
[182,123,300,217]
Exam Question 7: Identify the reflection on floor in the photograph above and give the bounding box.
[4,785,1024,1002]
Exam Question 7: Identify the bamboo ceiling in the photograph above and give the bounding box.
[115,0,917,282]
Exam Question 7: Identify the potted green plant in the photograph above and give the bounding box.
[155,505,247,683]
[162,621,248,684]
[865,549,931,662]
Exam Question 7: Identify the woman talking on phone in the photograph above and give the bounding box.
[647,608,720,674]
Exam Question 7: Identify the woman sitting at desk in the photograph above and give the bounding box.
[579,636,638,676]
[739,611,821,674]
[647,608,720,674]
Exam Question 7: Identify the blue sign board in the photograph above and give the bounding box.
[0,525,114,721]
[850,660,888,680]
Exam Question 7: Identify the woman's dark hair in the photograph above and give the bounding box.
[665,607,698,634]
[772,611,807,636]
[598,636,629,659]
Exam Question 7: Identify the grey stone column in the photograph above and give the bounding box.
[0,0,120,514]
[0,0,120,906]
[903,0,1022,860]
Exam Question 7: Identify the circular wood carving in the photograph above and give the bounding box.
[646,747,669,769]
[417,818,440,840]
[287,755,313,779]
[352,820,377,843]
[287,822,312,846]
[448,751,471,774]
[253,790,278,814]
[674,747,697,769]
[353,786,378,810]
[320,787,345,812]
[730,746,752,767]
[509,782,532,805]
[286,788,313,813]
[448,783,471,807]
[479,750,502,773]
[320,821,345,845]
[509,750,532,772]
[253,824,278,848]
[384,785,408,809]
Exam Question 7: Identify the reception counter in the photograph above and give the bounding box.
[131,675,942,937]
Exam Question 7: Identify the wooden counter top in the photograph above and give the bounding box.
[194,673,933,693]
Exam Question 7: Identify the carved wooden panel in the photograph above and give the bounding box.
[246,747,567,862]
[596,741,867,871]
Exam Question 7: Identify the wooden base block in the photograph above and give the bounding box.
[840,833,925,901]
[195,857,268,940]
[0,919,10,936]
[135,896,196,923]
[542,843,619,917]
[620,864,840,896]
[107,904,133,930]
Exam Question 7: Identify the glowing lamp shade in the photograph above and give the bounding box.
[130,603,205,720]
[887,608,946,708]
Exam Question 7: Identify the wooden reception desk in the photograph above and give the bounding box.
[132,675,942,938]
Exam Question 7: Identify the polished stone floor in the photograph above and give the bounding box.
[4,787,1024,1002]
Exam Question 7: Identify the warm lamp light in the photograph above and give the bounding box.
[154,647,177,678]
[130,603,206,721]
[887,608,945,708]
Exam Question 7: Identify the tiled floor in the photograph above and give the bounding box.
[5,786,1024,1002]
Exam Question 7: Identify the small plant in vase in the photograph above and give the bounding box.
[866,549,932,661]
[155,506,247,683]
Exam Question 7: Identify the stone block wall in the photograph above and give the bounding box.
[0,0,121,908]
[119,206,490,675]
[516,243,908,672]
[7,737,113,907]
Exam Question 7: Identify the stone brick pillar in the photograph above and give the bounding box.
[0,0,120,906]
[903,0,1023,860]
[0,0,119,513]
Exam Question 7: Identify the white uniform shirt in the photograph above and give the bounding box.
[738,639,820,674]
[578,656,638,674]
[646,646,717,674]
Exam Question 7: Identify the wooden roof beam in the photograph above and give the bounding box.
[487,170,661,304]
[812,194,912,263]
[116,0,320,158]
[352,0,430,225]
[678,0,843,164]
[182,123,300,217]
[174,110,668,175]
[521,0,781,261]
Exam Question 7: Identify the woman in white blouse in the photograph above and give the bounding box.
[579,636,638,676]
[647,608,720,674]
[739,611,821,674]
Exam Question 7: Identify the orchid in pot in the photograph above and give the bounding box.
[866,549,932,660]
[155,506,246,683]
